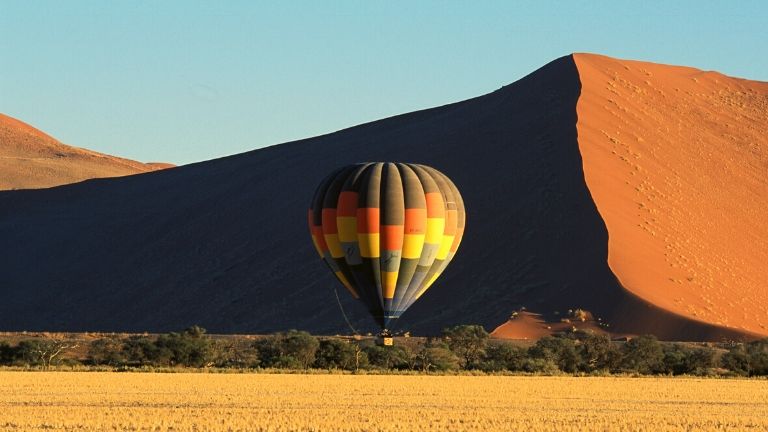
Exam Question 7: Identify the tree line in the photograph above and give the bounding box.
[1,325,767,376]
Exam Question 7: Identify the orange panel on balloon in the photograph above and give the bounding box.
[381,225,404,250]
[356,208,380,233]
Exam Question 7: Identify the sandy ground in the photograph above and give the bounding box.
[0,113,171,190]
[573,54,768,336]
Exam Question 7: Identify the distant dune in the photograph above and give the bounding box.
[0,54,764,340]
[0,113,172,190]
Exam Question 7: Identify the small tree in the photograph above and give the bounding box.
[416,342,460,372]
[315,339,358,370]
[529,336,580,373]
[16,338,79,369]
[253,335,283,367]
[153,326,213,367]
[721,345,749,376]
[579,333,620,372]
[88,336,126,366]
[442,325,489,369]
[255,330,319,369]
[620,335,664,374]
[746,338,768,376]
[480,342,527,372]
[211,339,260,368]
[282,330,320,369]
[0,341,17,365]
[364,345,410,370]
[122,335,159,366]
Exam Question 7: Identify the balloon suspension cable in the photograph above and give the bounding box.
[334,287,359,336]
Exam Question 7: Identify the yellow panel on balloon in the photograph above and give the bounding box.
[402,234,425,259]
[425,218,445,244]
[358,233,380,258]
[382,271,398,299]
[436,235,455,260]
[324,233,344,258]
[337,217,357,242]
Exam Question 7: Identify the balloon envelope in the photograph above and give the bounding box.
[308,162,466,330]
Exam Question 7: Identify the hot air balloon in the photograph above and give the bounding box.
[308,162,466,344]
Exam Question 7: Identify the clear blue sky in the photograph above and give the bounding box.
[2,1,766,165]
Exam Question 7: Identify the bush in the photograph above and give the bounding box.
[529,336,580,373]
[620,335,664,374]
[122,335,159,366]
[0,341,17,365]
[211,339,260,368]
[416,343,460,372]
[88,336,126,366]
[442,325,489,369]
[522,358,560,374]
[153,326,213,367]
[364,345,411,370]
[315,339,367,371]
[579,333,620,373]
[723,339,768,376]
[662,344,716,375]
[721,345,749,376]
[255,330,319,369]
[480,342,527,372]
[746,338,768,376]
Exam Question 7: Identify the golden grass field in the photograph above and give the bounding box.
[0,372,766,431]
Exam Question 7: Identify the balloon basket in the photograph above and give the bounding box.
[376,332,394,346]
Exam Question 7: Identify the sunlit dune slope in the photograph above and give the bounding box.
[0,113,172,190]
[573,54,768,336]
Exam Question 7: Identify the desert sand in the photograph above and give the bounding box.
[489,311,609,340]
[573,54,768,337]
[0,113,171,190]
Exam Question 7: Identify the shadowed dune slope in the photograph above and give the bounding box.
[573,54,768,337]
[0,55,761,340]
[0,113,171,190]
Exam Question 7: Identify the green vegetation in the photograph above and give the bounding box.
[1,325,767,376]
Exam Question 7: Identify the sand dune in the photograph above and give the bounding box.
[0,113,172,190]
[573,54,768,337]
[0,55,764,340]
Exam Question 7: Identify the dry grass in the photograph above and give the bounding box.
[0,372,766,431]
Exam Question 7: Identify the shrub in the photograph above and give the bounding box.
[88,336,126,366]
[529,336,580,373]
[122,335,160,366]
[662,344,716,375]
[0,341,17,365]
[363,345,410,370]
[620,335,664,374]
[315,339,367,371]
[480,342,527,372]
[442,325,489,369]
[416,343,460,372]
[211,339,260,368]
[255,330,319,369]
[153,326,213,367]
[522,358,560,374]
[579,333,620,373]
[746,338,768,376]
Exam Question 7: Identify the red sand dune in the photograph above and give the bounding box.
[0,113,173,190]
[572,54,768,337]
[490,311,609,340]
